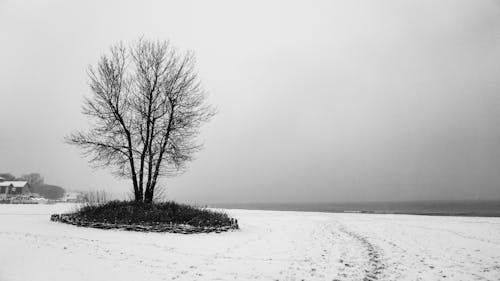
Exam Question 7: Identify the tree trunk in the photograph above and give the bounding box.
[144,187,153,203]
[144,180,157,203]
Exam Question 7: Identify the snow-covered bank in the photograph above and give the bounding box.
[0,204,499,281]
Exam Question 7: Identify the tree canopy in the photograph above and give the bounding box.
[67,39,214,202]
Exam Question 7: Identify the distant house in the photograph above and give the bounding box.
[62,192,85,203]
[0,177,31,200]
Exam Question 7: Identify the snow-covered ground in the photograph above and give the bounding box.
[0,204,499,281]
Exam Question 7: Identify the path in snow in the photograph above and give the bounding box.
[0,204,499,281]
[336,222,385,281]
[335,213,500,281]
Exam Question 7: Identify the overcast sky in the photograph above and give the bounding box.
[1,0,500,203]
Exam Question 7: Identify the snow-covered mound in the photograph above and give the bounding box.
[0,204,499,281]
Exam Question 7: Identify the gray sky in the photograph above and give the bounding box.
[1,0,500,203]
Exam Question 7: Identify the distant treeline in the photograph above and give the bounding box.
[0,172,65,199]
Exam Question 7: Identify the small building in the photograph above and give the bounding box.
[62,192,86,203]
[0,180,31,200]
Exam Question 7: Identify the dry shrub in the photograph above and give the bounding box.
[83,190,109,207]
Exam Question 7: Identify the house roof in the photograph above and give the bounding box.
[0,181,29,187]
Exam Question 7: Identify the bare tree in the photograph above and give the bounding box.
[20,173,44,187]
[0,173,16,181]
[66,39,215,202]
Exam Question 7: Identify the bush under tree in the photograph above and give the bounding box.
[74,201,233,228]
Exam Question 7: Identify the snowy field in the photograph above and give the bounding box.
[0,204,499,281]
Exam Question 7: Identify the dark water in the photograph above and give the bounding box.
[212,200,500,217]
